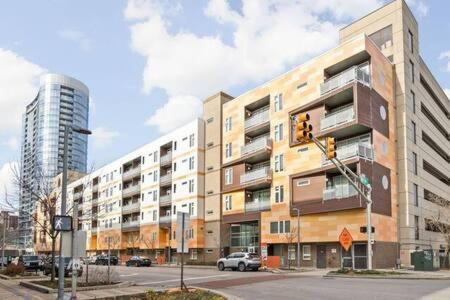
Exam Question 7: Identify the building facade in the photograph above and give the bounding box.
[19,74,89,249]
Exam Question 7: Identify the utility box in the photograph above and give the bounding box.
[411,250,440,271]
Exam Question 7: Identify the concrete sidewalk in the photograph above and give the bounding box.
[324,268,450,280]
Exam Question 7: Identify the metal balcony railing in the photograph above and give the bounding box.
[159,215,172,223]
[241,136,271,156]
[320,106,355,131]
[245,199,271,212]
[122,167,141,180]
[122,184,141,197]
[160,173,172,185]
[320,66,371,96]
[122,220,140,228]
[240,166,271,185]
[322,143,373,165]
[245,107,270,129]
[73,192,82,200]
[122,201,140,213]
[159,194,172,205]
[160,153,172,165]
[323,184,358,201]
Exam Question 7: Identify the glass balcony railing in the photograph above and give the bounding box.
[245,199,271,212]
[122,184,141,197]
[160,153,172,165]
[322,143,373,165]
[320,66,371,96]
[159,215,172,223]
[123,167,141,180]
[160,173,172,185]
[122,201,140,213]
[245,107,270,129]
[320,105,355,131]
[122,220,140,228]
[159,194,172,205]
[240,166,271,185]
[241,136,271,156]
[323,184,358,201]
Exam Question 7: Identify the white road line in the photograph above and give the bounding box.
[138,274,230,285]
[120,273,139,277]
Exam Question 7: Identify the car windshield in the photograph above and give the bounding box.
[23,256,39,261]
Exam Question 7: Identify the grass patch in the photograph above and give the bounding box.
[29,280,120,289]
[329,268,408,276]
[117,289,225,300]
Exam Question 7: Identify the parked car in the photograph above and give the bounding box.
[95,255,119,265]
[18,255,41,272]
[126,256,152,267]
[217,252,261,272]
[83,256,98,265]
[43,256,83,277]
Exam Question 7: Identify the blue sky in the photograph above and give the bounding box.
[0,0,449,192]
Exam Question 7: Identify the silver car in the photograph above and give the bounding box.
[217,252,261,272]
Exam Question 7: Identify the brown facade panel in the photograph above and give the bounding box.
[222,163,246,192]
[222,211,260,224]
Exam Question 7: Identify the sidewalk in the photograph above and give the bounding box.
[324,268,450,280]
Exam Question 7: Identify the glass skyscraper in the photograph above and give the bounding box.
[19,74,89,249]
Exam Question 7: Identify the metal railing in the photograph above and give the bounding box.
[122,166,141,180]
[323,184,358,201]
[159,215,172,223]
[159,194,172,205]
[122,220,140,228]
[240,166,271,185]
[122,201,140,213]
[73,192,82,200]
[245,199,271,212]
[160,153,172,165]
[320,66,371,95]
[122,184,141,197]
[241,136,271,156]
[160,173,172,185]
[322,143,373,165]
[245,107,270,129]
[320,106,355,131]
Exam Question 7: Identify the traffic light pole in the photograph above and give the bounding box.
[311,136,373,270]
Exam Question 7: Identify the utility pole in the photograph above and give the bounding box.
[107,237,111,285]
[1,212,7,270]
[71,202,78,299]
[180,212,185,291]
[292,208,300,269]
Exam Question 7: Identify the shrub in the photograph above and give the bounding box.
[2,263,26,276]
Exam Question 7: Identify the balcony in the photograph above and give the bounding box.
[245,199,271,212]
[241,136,272,157]
[320,65,371,96]
[122,201,140,214]
[159,215,172,224]
[159,194,172,205]
[122,167,141,181]
[160,153,172,166]
[322,143,373,165]
[92,184,98,193]
[323,184,358,201]
[73,192,82,200]
[122,184,141,197]
[245,107,269,130]
[160,173,172,186]
[122,220,140,229]
[320,105,355,132]
[240,166,271,186]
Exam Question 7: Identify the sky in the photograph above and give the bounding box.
[0,0,449,197]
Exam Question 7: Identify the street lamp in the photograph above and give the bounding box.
[57,125,91,300]
[292,208,300,269]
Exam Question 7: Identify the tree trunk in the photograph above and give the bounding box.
[50,236,56,282]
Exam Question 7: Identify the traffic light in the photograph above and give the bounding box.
[295,113,313,142]
[326,137,337,159]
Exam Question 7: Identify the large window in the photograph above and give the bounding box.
[302,245,311,260]
[270,220,290,234]
[225,168,233,185]
[368,25,393,50]
[230,223,259,248]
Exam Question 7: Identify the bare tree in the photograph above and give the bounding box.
[140,233,157,257]
[284,226,298,270]
[426,192,450,268]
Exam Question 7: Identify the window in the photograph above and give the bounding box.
[274,93,283,112]
[173,205,176,214]
[189,202,195,216]
[152,210,157,221]
[275,154,284,172]
[207,117,214,123]
[174,141,177,150]
[412,152,418,175]
[225,195,232,211]
[225,143,232,158]
[173,184,177,193]
[190,249,198,260]
[270,222,278,234]
[411,121,416,144]
[414,215,419,240]
[189,179,195,193]
[275,185,284,203]
[152,190,157,201]
[411,90,416,114]
[297,82,307,89]
[153,151,158,163]
[368,25,393,50]
[288,245,296,260]
[408,29,414,52]
[225,168,233,185]
[270,220,290,234]
[302,245,311,260]
[410,60,415,83]
[141,212,144,220]
[189,156,195,170]
[151,232,157,241]
[189,134,195,147]
[274,123,283,141]
[413,183,419,207]
[173,162,177,172]
[225,117,232,132]
[297,179,310,187]
[142,156,145,164]
[142,174,145,183]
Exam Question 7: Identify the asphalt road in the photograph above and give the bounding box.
[88,265,450,299]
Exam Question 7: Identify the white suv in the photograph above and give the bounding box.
[217,252,261,272]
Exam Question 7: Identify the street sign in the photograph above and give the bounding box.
[176,212,190,253]
[261,243,268,261]
[53,215,72,231]
[60,230,87,257]
[339,227,353,252]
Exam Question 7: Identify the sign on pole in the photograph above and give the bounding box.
[176,212,189,253]
[339,227,353,252]
[61,230,87,257]
[53,215,72,231]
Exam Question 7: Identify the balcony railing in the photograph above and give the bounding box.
[245,199,271,212]
[122,167,141,180]
[320,66,371,96]
[160,153,172,165]
[122,184,141,197]
[240,166,271,185]
[122,220,140,229]
[322,143,373,165]
[323,184,358,201]
[245,107,270,129]
[159,215,172,223]
[92,184,98,193]
[160,173,172,185]
[241,136,271,156]
[122,201,140,213]
[160,194,172,205]
[73,192,82,200]
[320,106,355,131]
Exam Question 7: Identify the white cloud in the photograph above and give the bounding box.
[91,127,120,149]
[406,0,429,17]
[125,0,382,132]
[145,95,203,133]
[0,49,45,134]
[439,51,450,72]
[58,29,92,51]
[2,137,19,150]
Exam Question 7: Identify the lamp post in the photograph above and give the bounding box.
[57,125,91,300]
[292,208,300,269]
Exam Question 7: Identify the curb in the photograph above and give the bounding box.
[152,264,217,270]
[324,274,450,280]
[0,274,47,280]
[183,286,243,300]
[20,280,134,293]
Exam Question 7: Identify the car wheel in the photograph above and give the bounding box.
[238,262,246,272]
[252,268,259,271]
[218,262,225,271]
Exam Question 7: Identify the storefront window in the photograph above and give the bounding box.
[302,245,311,260]
[230,223,259,249]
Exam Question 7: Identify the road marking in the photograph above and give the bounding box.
[138,274,230,285]
[120,273,139,277]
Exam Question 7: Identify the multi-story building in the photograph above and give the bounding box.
[19,74,89,249]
